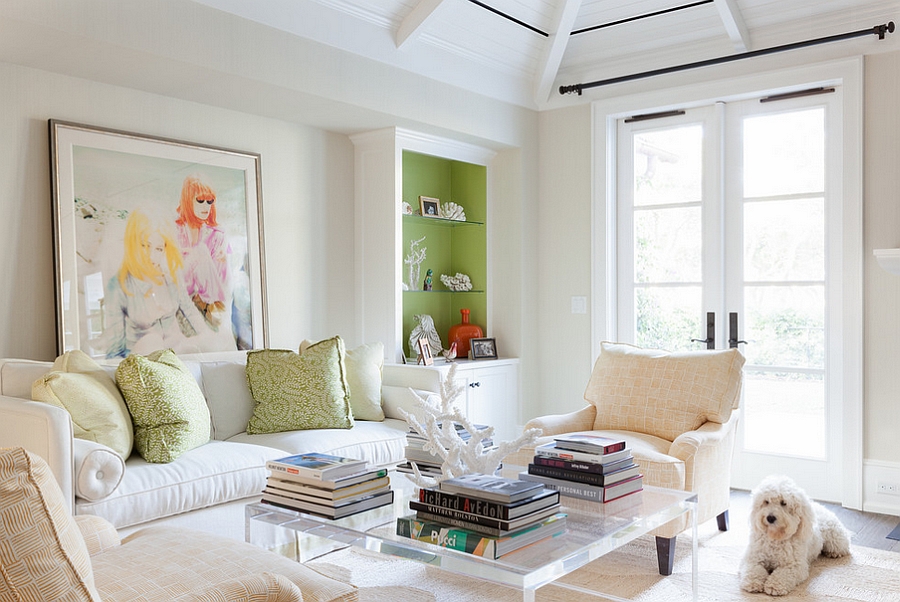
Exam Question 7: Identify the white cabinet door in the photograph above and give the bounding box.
[449,360,519,442]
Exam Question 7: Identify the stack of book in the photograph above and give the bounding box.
[518,434,644,503]
[396,473,566,559]
[262,452,394,519]
[396,422,493,477]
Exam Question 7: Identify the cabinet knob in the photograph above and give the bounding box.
[469,381,481,388]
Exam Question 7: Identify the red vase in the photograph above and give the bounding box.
[448,309,483,359]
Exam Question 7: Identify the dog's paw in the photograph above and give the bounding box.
[740,577,765,593]
[764,573,799,597]
[740,569,768,593]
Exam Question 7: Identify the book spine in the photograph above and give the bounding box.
[409,500,505,529]
[266,462,325,480]
[418,488,514,520]
[534,446,607,464]
[396,517,499,558]
[531,455,610,474]
[519,473,603,501]
[527,463,610,486]
[413,509,506,537]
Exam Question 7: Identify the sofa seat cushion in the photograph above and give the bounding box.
[91,526,357,602]
[227,418,409,470]
[76,440,286,528]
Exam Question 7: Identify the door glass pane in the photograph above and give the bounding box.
[742,370,825,458]
[743,108,824,198]
[634,206,701,283]
[744,199,824,282]
[744,285,824,369]
[633,125,702,207]
[635,286,701,352]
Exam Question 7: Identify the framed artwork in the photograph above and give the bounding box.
[416,337,434,366]
[49,120,268,358]
[419,195,441,218]
[470,337,498,360]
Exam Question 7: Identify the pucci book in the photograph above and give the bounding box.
[532,454,634,475]
[395,512,567,559]
[518,471,644,503]
[534,442,632,465]
[409,500,561,536]
[526,462,642,487]
[553,434,627,455]
[266,475,390,502]
[266,453,367,481]
[261,488,394,519]
[418,487,559,520]
[439,473,544,503]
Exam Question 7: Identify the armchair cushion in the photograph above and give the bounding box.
[175,573,303,602]
[584,342,744,441]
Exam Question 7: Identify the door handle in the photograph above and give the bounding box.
[691,312,716,350]
[728,312,747,348]
[468,382,481,388]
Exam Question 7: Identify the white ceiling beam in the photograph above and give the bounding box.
[534,0,582,106]
[714,0,750,51]
[396,0,447,49]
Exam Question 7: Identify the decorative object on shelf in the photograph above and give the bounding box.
[401,201,413,215]
[423,269,433,291]
[419,195,441,218]
[440,201,466,221]
[404,236,426,291]
[448,308,483,359]
[439,272,473,292]
[416,338,434,366]
[442,341,458,362]
[470,337,498,360]
[409,314,443,359]
[399,364,541,488]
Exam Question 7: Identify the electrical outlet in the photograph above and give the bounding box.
[877,482,899,495]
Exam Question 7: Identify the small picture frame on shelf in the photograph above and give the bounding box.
[417,337,434,366]
[419,196,441,218]
[469,337,498,360]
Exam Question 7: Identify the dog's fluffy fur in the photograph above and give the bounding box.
[740,475,851,596]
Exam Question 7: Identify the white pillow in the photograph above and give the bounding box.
[301,339,385,421]
[72,439,125,502]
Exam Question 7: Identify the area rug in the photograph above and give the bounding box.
[306,520,900,601]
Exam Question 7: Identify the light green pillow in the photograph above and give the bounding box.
[115,349,211,463]
[246,337,353,434]
[301,339,385,421]
[32,350,133,458]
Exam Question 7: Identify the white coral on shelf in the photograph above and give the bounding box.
[399,364,541,488]
[440,201,466,221]
[439,272,473,292]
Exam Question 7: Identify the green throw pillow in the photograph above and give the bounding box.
[301,339,385,421]
[31,350,134,458]
[115,349,211,463]
[246,337,353,434]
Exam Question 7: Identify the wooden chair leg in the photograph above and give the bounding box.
[655,535,676,576]
[717,510,730,532]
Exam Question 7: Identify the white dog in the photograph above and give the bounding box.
[740,475,851,596]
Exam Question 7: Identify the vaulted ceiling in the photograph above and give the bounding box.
[192,0,898,109]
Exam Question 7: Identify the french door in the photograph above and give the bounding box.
[616,90,843,501]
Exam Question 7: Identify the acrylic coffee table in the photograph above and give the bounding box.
[245,477,698,602]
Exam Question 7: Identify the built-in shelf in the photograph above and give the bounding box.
[402,215,484,227]
[874,249,900,275]
[403,290,485,294]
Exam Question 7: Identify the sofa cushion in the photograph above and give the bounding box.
[116,349,211,463]
[31,350,133,458]
[199,358,255,440]
[0,447,102,602]
[302,339,386,421]
[73,439,125,502]
[584,342,745,441]
[228,418,409,470]
[76,440,285,529]
[246,339,353,434]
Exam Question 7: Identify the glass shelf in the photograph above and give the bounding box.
[402,214,484,227]
[403,289,485,294]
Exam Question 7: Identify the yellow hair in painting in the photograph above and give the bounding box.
[117,210,183,295]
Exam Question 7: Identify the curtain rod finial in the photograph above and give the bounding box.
[875,21,894,39]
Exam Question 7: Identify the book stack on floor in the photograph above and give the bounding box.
[396,473,566,559]
[262,452,394,519]
[395,422,493,477]
[519,434,644,503]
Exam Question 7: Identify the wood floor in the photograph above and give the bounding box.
[728,489,900,552]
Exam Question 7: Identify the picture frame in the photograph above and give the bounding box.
[419,195,441,218]
[49,120,268,358]
[416,337,434,366]
[470,337,498,360]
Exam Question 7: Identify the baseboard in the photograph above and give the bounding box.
[862,459,900,517]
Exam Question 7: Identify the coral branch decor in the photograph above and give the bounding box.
[404,235,426,291]
[399,364,541,488]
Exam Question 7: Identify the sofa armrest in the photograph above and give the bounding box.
[0,395,75,512]
[176,572,303,602]
[75,514,121,556]
[523,405,597,437]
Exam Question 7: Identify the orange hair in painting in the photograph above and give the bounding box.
[176,175,218,229]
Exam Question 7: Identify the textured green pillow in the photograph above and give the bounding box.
[301,339,385,421]
[31,350,133,458]
[115,349,211,463]
[246,337,353,434]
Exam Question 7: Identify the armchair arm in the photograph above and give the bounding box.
[523,405,597,436]
[176,573,304,602]
[74,514,121,556]
[0,395,75,512]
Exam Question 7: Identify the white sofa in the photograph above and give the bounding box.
[0,350,442,532]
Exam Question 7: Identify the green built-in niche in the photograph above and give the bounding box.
[401,150,487,358]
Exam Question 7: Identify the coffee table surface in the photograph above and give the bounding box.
[246,472,697,598]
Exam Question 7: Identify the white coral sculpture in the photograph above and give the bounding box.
[404,235,426,291]
[399,364,541,488]
[440,201,466,221]
[439,272,473,292]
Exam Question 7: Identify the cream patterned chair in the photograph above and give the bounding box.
[0,446,358,602]
[508,342,745,575]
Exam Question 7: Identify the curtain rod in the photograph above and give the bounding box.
[560,21,895,95]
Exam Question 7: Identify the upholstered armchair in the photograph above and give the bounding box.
[0,446,357,602]
[508,342,745,575]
